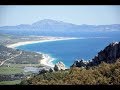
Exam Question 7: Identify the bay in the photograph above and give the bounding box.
[17,36,120,67]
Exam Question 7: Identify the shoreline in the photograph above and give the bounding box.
[6,37,80,68]
[6,36,109,48]
[39,53,55,67]
[7,37,80,48]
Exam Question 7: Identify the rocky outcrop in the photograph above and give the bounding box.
[49,68,54,72]
[54,61,66,71]
[38,67,54,74]
[39,61,66,74]
[71,59,88,68]
[71,42,120,68]
[39,68,49,74]
[89,42,120,66]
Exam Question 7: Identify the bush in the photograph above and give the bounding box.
[20,59,120,85]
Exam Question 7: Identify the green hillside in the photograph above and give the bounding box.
[20,58,120,85]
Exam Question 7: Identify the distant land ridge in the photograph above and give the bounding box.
[0,19,120,34]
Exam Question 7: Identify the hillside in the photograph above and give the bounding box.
[71,42,120,68]
[20,58,120,85]
[0,19,120,36]
[0,33,55,46]
[0,45,42,64]
[0,44,43,84]
[20,42,120,85]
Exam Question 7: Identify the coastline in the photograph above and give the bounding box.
[39,53,55,67]
[6,37,80,68]
[7,37,80,48]
[6,36,108,48]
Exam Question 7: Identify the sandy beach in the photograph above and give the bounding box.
[7,37,80,48]
[6,37,80,67]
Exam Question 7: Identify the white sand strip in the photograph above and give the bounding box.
[6,37,80,48]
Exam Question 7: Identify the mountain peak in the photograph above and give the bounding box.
[40,19,57,22]
[32,19,61,26]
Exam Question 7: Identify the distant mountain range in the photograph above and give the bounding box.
[0,19,120,36]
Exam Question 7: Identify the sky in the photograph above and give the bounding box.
[0,5,120,26]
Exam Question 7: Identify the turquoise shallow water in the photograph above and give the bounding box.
[17,37,120,67]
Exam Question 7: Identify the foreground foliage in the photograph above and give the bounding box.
[20,59,120,85]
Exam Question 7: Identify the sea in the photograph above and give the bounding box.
[16,34,120,68]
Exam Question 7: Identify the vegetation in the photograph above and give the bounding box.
[0,80,21,85]
[0,64,40,85]
[0,66,23,75]
[9,64,40,68]
[0,45,43,64]
[20,59,120,85]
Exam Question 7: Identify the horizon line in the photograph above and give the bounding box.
[0,19,120,27]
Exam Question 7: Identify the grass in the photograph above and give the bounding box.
[0,80,21,85]
[0,66,24,75]
[0,63,42,75]
[0,64,43,85]
[9,64,40,68]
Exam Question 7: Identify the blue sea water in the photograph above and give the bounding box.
[17,37,120,68]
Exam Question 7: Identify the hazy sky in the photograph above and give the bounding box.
[0,5,120,26]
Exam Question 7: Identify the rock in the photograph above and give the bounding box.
[39,68,49,74]
[71,59,88,68]
[49,68,54,72]
[54,61,66,71]
[90,42,120,66]
[71,42,120,68]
